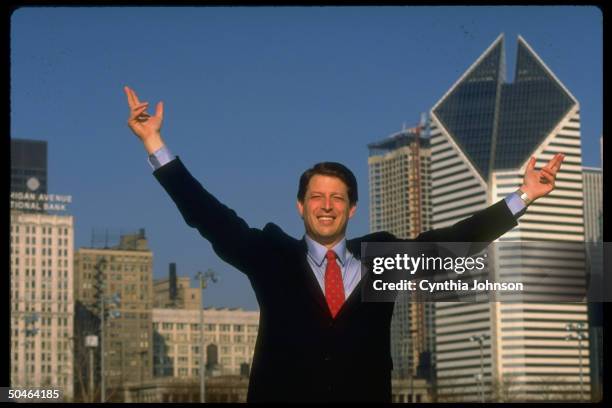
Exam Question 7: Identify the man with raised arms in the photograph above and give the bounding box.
[124,86,564,403]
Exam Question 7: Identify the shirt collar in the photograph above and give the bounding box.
[304,234,347,267]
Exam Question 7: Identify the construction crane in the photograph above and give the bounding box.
[407,112,427,238]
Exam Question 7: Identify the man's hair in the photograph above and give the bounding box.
[297,162,358,206]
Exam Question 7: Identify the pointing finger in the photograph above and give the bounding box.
[547,153,561,168]
[124,86,135,108]
[127,86,141,105]
[546,153,558,166]
[527,156,536,171]
[552,154,565,172]
[542,154,560,172]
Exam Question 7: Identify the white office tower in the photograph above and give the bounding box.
[429,34,590,402]
[10,211,75,401]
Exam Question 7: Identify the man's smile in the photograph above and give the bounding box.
[317,215,336,225]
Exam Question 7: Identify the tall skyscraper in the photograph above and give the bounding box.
[368,127,432,239]
[429,34,589,401]
[10,211,75,400]
[10,137,74,401]
[73,229,153,402]
[368,127,435,384]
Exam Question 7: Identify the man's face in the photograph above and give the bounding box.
[297,174,357,248]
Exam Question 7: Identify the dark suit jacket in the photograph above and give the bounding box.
[154,157,518,402]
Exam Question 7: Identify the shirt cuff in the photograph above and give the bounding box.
[504,192,527,218]
[147,145,176,170]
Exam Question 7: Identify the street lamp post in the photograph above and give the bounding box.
[89,346,95,401]
[470,333,490,403]
[94,257,121,404]
[94,258,107,402]
[195,269,217,403]
[100,296,105,402]
[85,335,99,403]
[565,322,586,401]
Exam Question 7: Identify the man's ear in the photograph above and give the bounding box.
[348,204,357,219]
[297,200,304,219]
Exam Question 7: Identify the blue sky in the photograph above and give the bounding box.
[10,6,602,310]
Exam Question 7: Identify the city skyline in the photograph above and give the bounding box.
[10,6,602,309]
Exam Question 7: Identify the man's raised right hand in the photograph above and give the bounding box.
[124,86,165,154]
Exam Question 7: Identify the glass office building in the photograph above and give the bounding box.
[429,34,590,402]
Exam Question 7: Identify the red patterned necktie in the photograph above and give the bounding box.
[325,250,345,318]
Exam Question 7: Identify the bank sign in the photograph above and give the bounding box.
[10,191,72,212]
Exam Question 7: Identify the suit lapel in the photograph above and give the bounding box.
[297,239,333,319]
